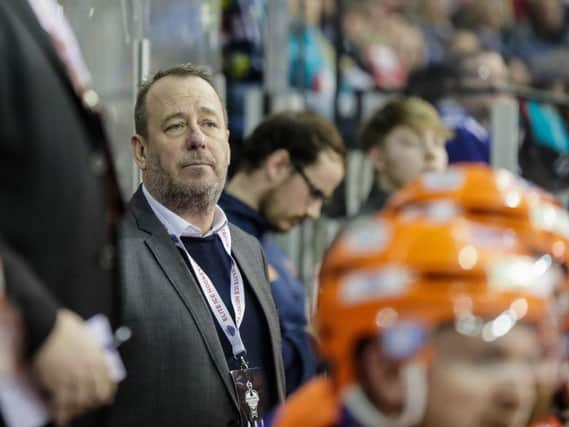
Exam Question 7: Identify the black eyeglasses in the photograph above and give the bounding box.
[292,163,328,203]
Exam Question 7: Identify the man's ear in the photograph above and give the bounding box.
[132,134,148,171]
[264,149,291,183]
[367,145,385,175]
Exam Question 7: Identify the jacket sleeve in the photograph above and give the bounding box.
[0,237,59,357]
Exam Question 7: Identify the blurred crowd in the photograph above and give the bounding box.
[223,0,569,194]
[282,0,569,97]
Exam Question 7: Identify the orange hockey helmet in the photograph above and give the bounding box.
[384,164,569,267]
[317,215,558,392]
[384,164,569,335]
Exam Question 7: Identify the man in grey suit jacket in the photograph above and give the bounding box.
[111,63,285,427]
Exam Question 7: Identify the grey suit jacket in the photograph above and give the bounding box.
[111,188,285,427]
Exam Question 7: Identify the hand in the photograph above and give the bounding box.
[32,309,117,426]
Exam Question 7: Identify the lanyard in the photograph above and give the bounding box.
[174,224,248,360]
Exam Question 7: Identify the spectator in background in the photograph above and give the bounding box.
[445,50,511,164]
[222,0,265,175]
[220,111,345,396]
[385,14,427,79]
[507,56,533,86]
[405,0,457,64]
[340,0,380,89]
[222,0,264,84]
[509,0,569,193]
[288,0,335,94]
[504,0,569,69]
[358,97,450,215]
[518,52,569,192]
[452,0,512,52]
[511,0,531,20]
[319,0,338,42]
[455,50,511,129]
[342,0,410,89]
[447,29,481,57]
[409,49,511,164]
[288,0,337,117]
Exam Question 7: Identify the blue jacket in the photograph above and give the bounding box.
[219,192,317,396]
[439,102,490,164]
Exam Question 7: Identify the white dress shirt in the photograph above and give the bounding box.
[142,185,229,239]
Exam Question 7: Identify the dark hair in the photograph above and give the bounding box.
[239,110,345,171]
[359,97,450,152]
[134,63,225,137]
[406,63,461,104]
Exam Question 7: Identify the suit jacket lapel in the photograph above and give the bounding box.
[129,188,240,409]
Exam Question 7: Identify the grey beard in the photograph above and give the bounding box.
[145,166,225,218]
[162,181,223,217]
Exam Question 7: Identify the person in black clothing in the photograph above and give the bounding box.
[357,97,450,215]
[0,0,123,425]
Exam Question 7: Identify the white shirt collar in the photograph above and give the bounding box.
[142,185,228,239]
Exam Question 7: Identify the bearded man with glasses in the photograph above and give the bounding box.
[221,111,345,396]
